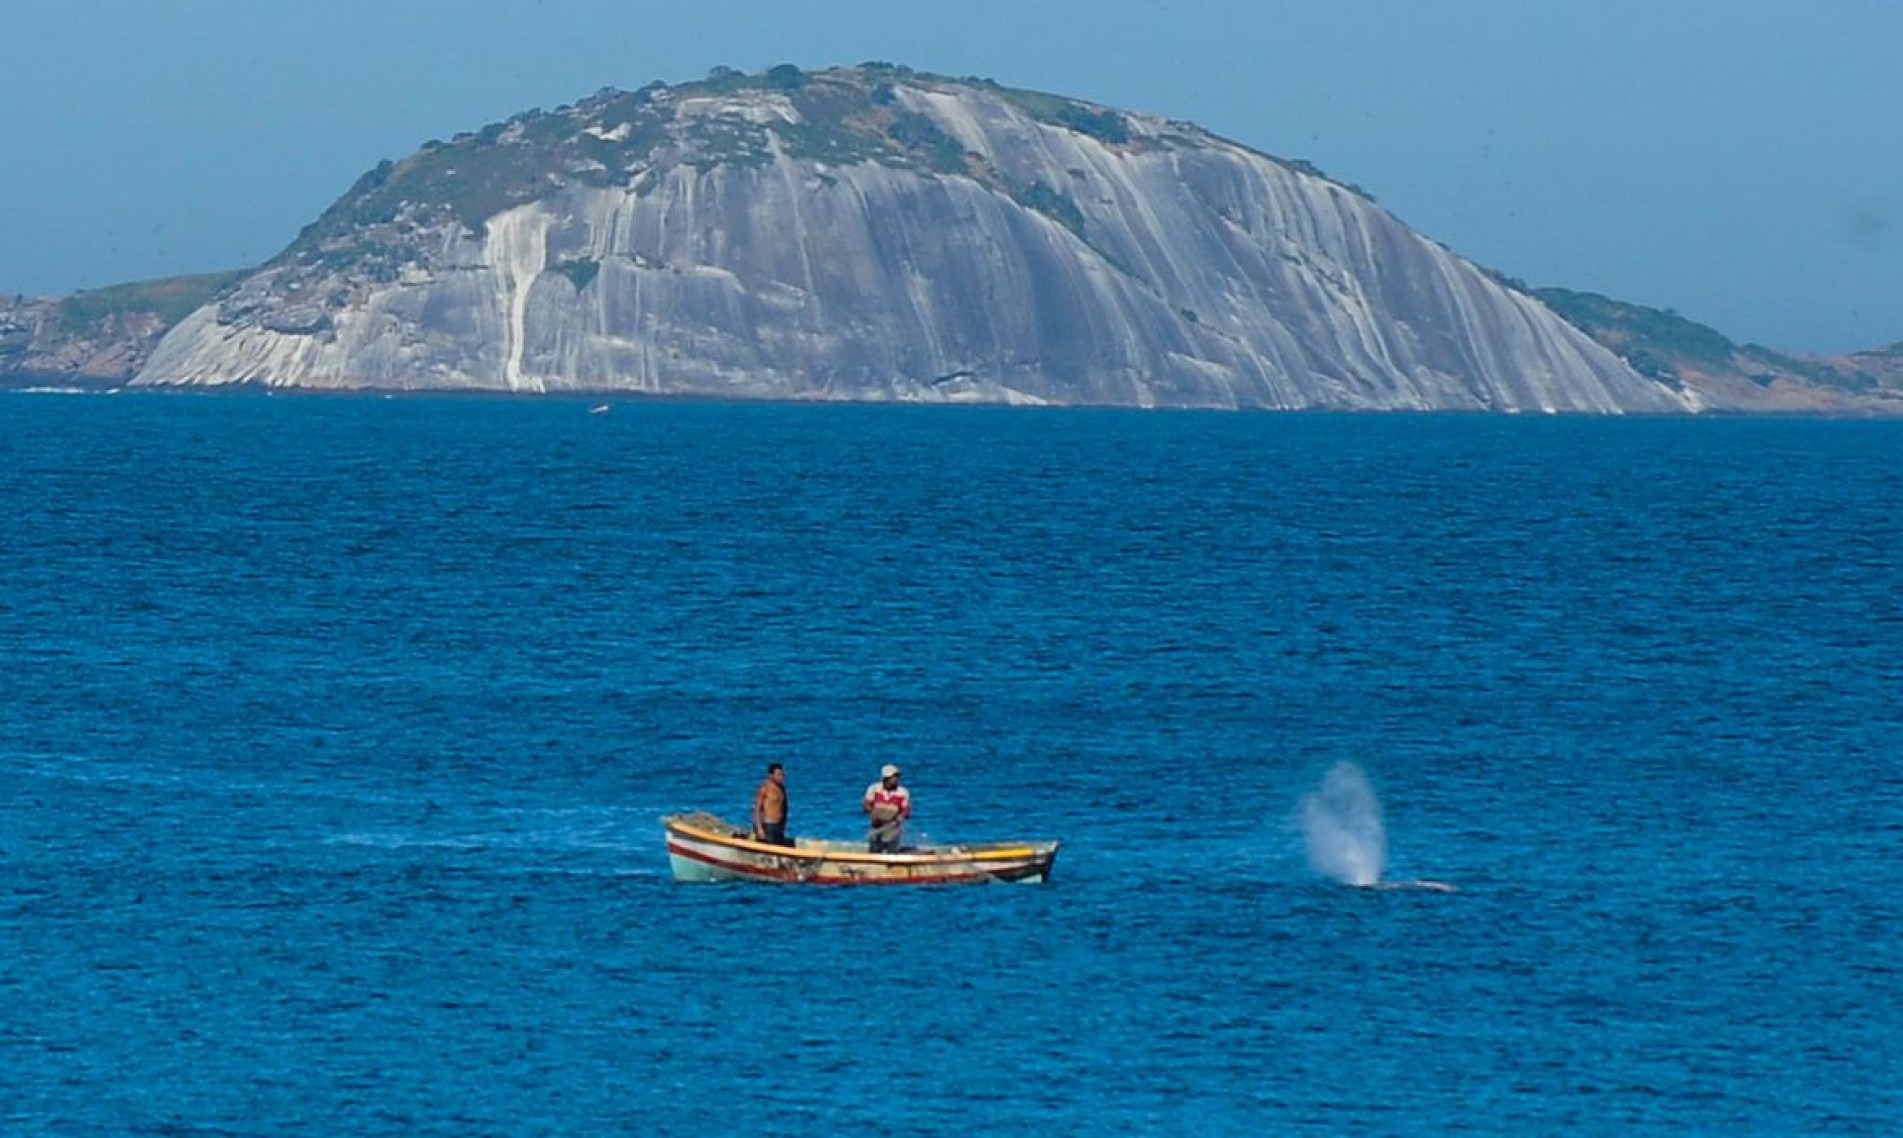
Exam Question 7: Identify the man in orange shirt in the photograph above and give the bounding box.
[752,762,790,846]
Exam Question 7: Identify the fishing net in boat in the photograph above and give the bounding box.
[673,811,745,837]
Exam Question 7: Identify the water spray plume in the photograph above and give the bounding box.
[1299,761,1387,887]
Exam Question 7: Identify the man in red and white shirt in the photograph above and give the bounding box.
[863,764,912,853]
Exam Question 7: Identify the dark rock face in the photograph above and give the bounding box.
[138,67,1693,410]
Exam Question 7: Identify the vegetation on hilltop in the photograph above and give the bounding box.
[1534,288,1733,383]
[283,64,1148,258]
[58,271,248,333]
[1536,286,1897,400]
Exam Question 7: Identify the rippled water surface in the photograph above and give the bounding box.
[3,395,1900,1134]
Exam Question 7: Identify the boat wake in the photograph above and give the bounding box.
[1297,761,1455,893]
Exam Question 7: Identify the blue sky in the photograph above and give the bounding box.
[3,0,1897,353]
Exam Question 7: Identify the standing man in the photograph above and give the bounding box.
[862,764,912,853]
[752,762,790,846]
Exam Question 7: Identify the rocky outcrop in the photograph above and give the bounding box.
[135,66,1692,412]
[2,272,244,383]
[1,295,166,381]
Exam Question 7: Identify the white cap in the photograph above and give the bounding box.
[880,764,901,779]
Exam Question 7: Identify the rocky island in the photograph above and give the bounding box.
[4,64,1897,413]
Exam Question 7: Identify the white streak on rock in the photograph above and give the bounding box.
[484,206,551,393]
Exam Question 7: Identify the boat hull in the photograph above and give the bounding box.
[663,813,1058,886]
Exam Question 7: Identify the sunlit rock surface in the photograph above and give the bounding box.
[139,67,1691,412]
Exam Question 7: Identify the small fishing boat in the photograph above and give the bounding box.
[663,812,1060,885]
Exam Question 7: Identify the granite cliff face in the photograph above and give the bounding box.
[132,66,1697,411]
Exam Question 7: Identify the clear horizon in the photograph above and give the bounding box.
[3,0,1897,354]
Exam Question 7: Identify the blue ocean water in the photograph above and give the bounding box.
[2,394,1900,1135]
